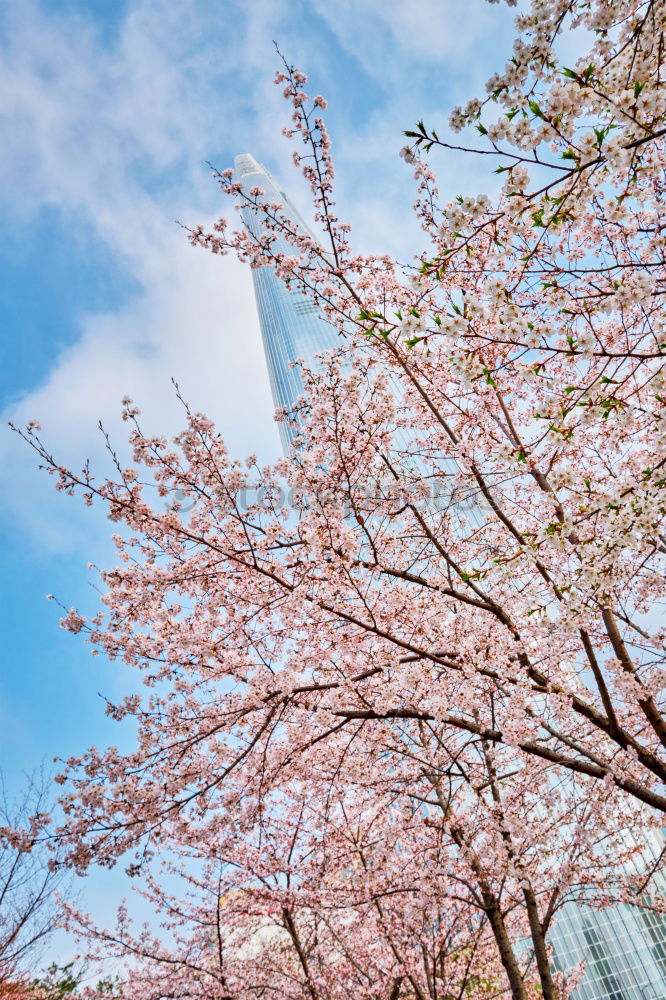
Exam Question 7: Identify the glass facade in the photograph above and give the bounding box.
[550,897,666,1000]
[236,154,666,997]
[235,153,340,454]
[548,829,666,1000]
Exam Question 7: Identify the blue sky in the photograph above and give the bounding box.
[0,0,518,964]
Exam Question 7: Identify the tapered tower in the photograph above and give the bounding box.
[235,153,339,454]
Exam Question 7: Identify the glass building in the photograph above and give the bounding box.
[235,153,340,454]
[236,152,666,999]
[550,894,666,1000]
[545,829,666,1000]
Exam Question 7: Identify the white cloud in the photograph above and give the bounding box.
[4,249,281,551]
[0,0,286,552]
[309,0,516,84]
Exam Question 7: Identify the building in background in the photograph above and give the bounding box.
[549,877,666,1000]
[236,152,666,1000]
[235,153,340,454]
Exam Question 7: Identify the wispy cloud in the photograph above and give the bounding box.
[310,0,513,76]
[0,0,287,549]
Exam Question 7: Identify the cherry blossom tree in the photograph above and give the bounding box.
[11,404,665,998]
[189,0,666,816]
[57,726,651,1000]
[12,0,666,996]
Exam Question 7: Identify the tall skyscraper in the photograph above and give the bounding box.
[235,153,340,454]
[236,152,666,1000]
